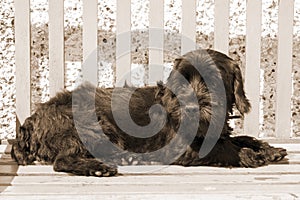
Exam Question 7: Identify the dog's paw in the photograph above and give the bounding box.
[239,148,266,168]
[260,147,287,163]
[91,163,118,177]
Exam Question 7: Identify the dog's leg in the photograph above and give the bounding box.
[197,136,287,168]
[196,138,265,168]
[177,137,275,168]
[230,136,287,164]
[53,152,118,177]
[175,138,245,167]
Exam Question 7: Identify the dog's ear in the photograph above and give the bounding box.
[11,117,34,165]
[233,64,251,115]
[172,58,195,82]
[157,81,164,88]
[155,81,165,100]
[173,58,182,70]
[165,58,184,85]
[123,80,133,88]
[19,125,31,149]
[16,117,34,149]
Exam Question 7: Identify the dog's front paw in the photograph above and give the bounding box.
[239,148,266,168]
[90,163,118,177]
[260,147,287,163]
[53,157,118,177]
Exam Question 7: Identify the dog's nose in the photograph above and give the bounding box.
[185,105,199,114]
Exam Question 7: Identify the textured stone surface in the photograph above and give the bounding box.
[0,0,300,139]
[0,0,15,139]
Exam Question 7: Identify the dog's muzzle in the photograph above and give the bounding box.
[184,105,199,114]
[182,104,199,120]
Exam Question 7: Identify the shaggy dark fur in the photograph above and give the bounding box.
[11,49,287,177]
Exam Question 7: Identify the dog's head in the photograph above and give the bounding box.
[203,49,251,115]
[162,49,251,136]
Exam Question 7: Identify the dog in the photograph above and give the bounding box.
[11,49,287,177]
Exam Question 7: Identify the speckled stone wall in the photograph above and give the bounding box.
[0,0,15,139]
[0,0,299,139]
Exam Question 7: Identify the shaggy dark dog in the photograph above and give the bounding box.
[11,49,287,177]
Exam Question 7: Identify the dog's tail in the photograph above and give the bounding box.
[233,64,251,115]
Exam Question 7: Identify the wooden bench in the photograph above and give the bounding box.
[5,0,299,199]
[1,141,299,199]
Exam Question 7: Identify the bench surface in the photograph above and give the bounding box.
[0,142,299,199]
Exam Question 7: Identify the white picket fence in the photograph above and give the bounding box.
[14,0,295,140]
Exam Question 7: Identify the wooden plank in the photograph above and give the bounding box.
[0,164,299,177]
[82,0,98,85]
[49,0,65,97]
[0,145,11,154]
[0,145,8,154]
[1,183,300,195]
[0,160,17,165]
[15,0,31,125]
[181,0,196,55]
[116,0,131,86]
[214,0,230,54]
[1,174,300,186]
[271,143,300,153]
[264,138,300,144]
[286,154,300,164]
[244,0,262,137]
[275,0,294,139]
[1,153,299,198]
[119,164,300,175]
[148,0,164,85]
[0,165,19,176]
[0,194,298,200]
[0,154,13,160]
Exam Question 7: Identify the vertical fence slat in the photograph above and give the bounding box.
[181,0,196,55]
[49,0,65,97]
[214,0,230,54]
[83,0,98,85]
[244,0,262,137]
[15,0,31,126]
[116,0,131,87]
[275,0,294,139]
[149,0,164,85]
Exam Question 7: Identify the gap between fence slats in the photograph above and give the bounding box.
[15,0,31,126]
[116,0,131,87]
[275,0,294,139]
[49,0,65,97]
[244,0,262,137]
[149,0,164,85]
[181,0,196,55]
[82,0,98,86]
[214,0,230,54]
